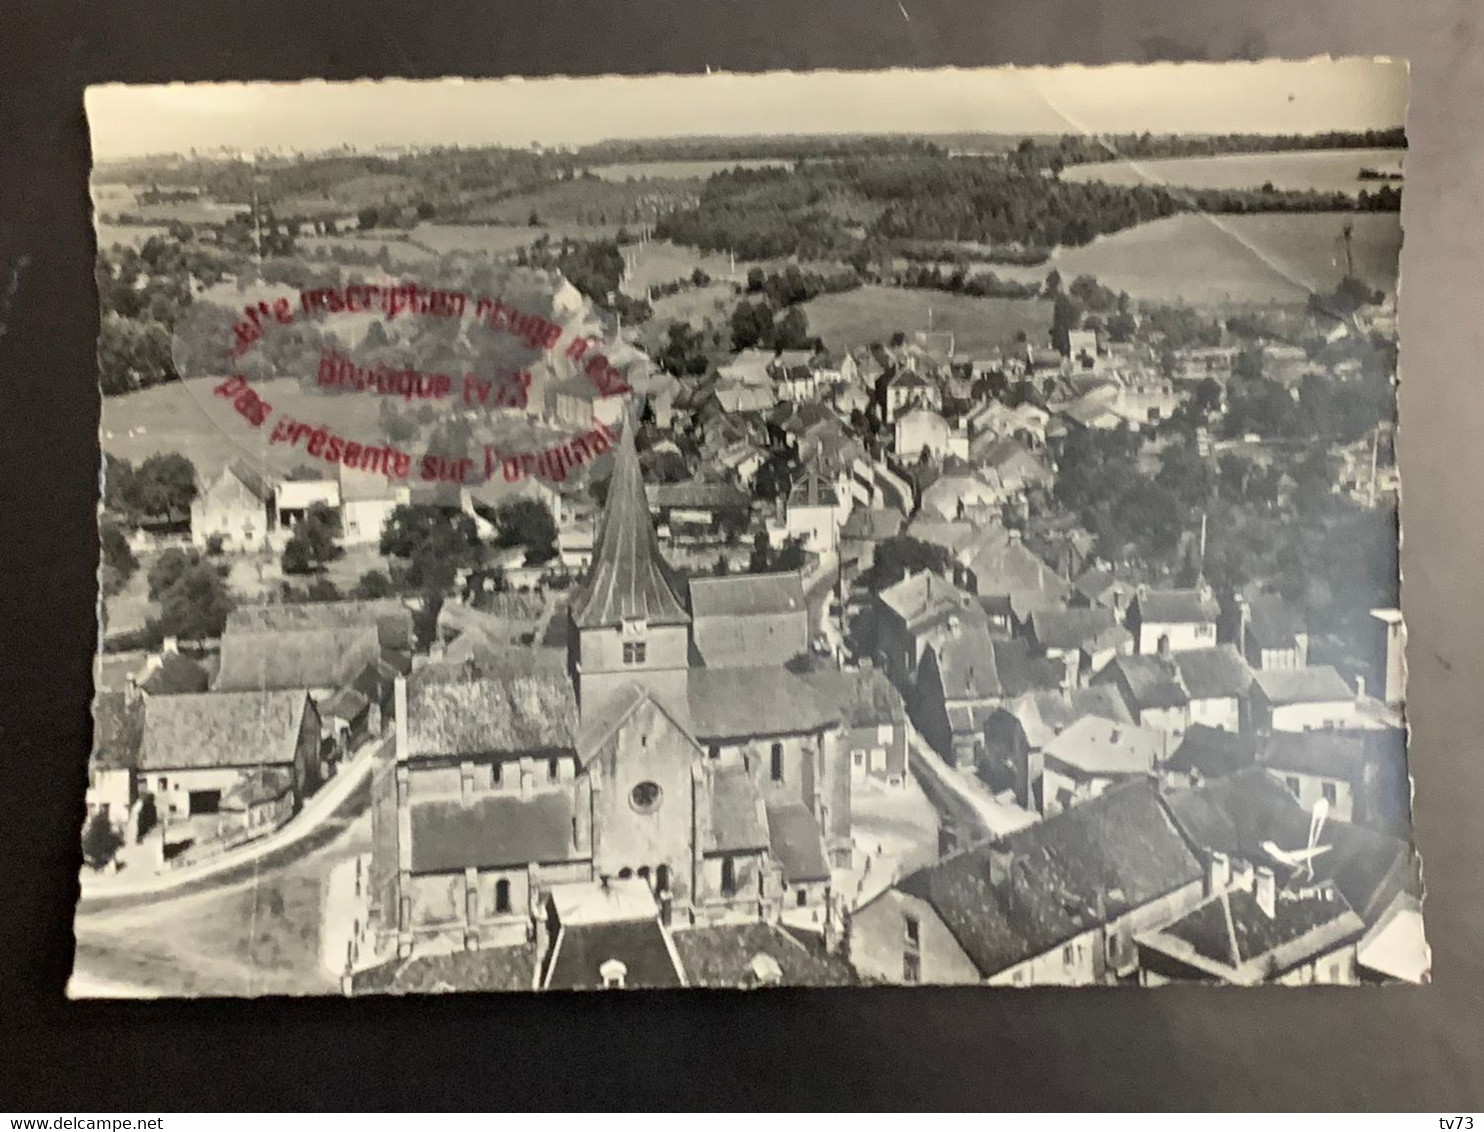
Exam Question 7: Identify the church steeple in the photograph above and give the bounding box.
[570,412,691,630]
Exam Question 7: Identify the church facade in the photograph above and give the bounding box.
[371,417,852,961]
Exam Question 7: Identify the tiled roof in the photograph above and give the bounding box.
[840,508,905,542]
[1173,645,1253,700]
[405,672,578,759]
[877,570,980,632]
[322,686,370,723]
[690,572,806,619]
[1165,724,1259,779]
[788,467,839,507]
[224,459,274,502]
[354,944,537,995]
[409,791,579,872]
[1029,607,1122,652]
[226,599,413,652]
[1001,687,1133,750]
[570,417,691,631]
[1162,768,1411,923]
[670,922,857,988]
[214,625,382,693]
[1252,666,1354,705]
[136,691,309,771]
[646,481,751,511]
[1098,654,1188,711]
[798,667,905,730]
[766,802,832,883]
[707,762,769,854]
[1143,883,1363,982]
[683,667,841,741]
[1259,730,1370,783]
[544,920,685,990]
[894,782,1203,977]
[1135,588,1220,625]
[91,691,143,771]
[1246,593,1307,651]
[1043,715,1165,777]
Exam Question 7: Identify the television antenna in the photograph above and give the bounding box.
[1261,797,1331,881]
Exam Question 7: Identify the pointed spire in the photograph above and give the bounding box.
[570,410,690,630]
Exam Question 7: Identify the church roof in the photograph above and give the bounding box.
[569,415,691,630]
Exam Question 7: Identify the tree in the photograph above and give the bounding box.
[117,453,198,521]
[380,504,484,591]
[147,547,202,601]
[100,518,138,597]
[861,536,953,592]
[748,531,772,573]
[773,306,811,350]
[773,536,808,573]
[155,559,235,640]
[281,502,343,575]
[730,299,774,351]
[353,570,394,599]
[494,498,558,564]
[81,811,124,869]
[1050,292,1083,355]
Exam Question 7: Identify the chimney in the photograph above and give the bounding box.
[1235,595,1251,656]
[1355,675,1367,702]
[1207,850,1231,896]
[1255,866,1277,919]
[394,675,409,761]
[161,635,179,655]
[1231,858,1255,892]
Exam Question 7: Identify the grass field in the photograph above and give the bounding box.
[412,221,621,256]
[989,211,1401,305]
[94,222,171,249]
[801,286,1053,355]
[588,158,788,181]
[1061,147,1404,194]
[299,235,437,267]
[619,239,746,293]
[460,177,697,227]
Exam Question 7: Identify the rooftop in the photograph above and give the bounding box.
[543,919,685,991]
[1135,588,1220,625]
[214,625,382,693]
[798,667,906,730]
[1173,645,1254,700]
[1042,715,1165,778]
[689,572,806,619]
[136,650,210,696]
[91,691,144,771]
[1252,665,1355,705]
[1165,724,1260,779]
[354,944,537,995]
[404,672,578,759]
[226,599,413,652]
[766,801,833,883]
[1096,654,1188,711]
[708,762,770,854]
[683,666,841,741]
[670,922,857,988]
[136,691,309,772]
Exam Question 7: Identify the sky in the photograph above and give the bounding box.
[86,58,1407,160]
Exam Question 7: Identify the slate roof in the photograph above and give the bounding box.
[322,686,370,723]
[1162,768,1411,924]
[1142,883,1363,983]
[1028,607,1124,652]
[1135,588,1220,625]
[766,802,832,883]
[1246,593,1307,651]
[962,533,1070,616]
[137,651,210,696]
[409,792,579,872]
[1173,644,1254,700]
[999,687,1133,750]
[354,944,538,995]
[226,599,413,652]
[1096,654,1188,711]
[788,467,839,507]
[840,508,905,542]
[224,459,274,502]
[1252,666,1355,705]
[798,668,905,730]
[570,416,691,630]
[1072,563,1141,607]
[544,920,685,990]
[91,692,144,771]
[646,481,751,511]
[1165,724,1260,779]
[671,922,857,988]
[892,782,1203,977]
[707,762,770,854]
[689,572,806,619]
[136,691,310,771]
[214,625,381,693]
[1042,715,1165,778]
[877,570,981,633]
[404,672,578,759]
[1259,730,1369,783]
[683,667,841,741]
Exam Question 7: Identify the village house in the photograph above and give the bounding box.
[785,467,847,554]
[275,473,341,529]
[838,507,905,576]
[135,690,322,830]
[190,459,276,551]
[1257,728,1409,828]
[1161,724,1259,787]
[918,470,1007,522]
[1246,665,1360,734]
[539,879,687,990]
[1070,562,1142,618]
[688,572,810,669]
[1127,585,1221,655]
[872,570,984,694]
[1024,606,1134,685]
[966,400,1049,449]
[125,637,210,698]
[968,436,1054,496]
[895,408,962,464]
[1040,715,1167,816]
[1235,592,1309,670]
[646,480,752,543]
[885,368,941,422]
[982,685,1133,809]
[800,667,910,788]
[338,464,401,546]
[87,692,143,836]
[1092,643,1252,741]
[1093,649,1191,738]
[850,782,1206,986]
[953,527,1072,628]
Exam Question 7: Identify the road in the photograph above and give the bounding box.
[905,719,1038,842]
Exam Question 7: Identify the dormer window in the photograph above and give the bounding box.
[599,959,627,989]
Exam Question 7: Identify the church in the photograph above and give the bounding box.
[370,416,852,961]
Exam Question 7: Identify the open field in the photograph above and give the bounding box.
[620,239,747,292]
[801,286,1052,355]
[459,177,697,227]
[990,211,1400,305]
[299,235,437,268]
[102,377,388,483]
[648,283,738,328]
[1062,147,1404,194]
[588,158,789,181]
[94,222,171,249]
[412,221,620,256]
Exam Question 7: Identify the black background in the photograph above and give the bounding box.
[2,0,1482,1111]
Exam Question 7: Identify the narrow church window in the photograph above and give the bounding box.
[656,864,670,892]
[547,756,560,783]
[708,744,720,760]
[770,743,784,782]
[903,952,921,983]
[721,857,737,896]
[495,879,511,915]
[905,915,920,947]
[796,888,808,907]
